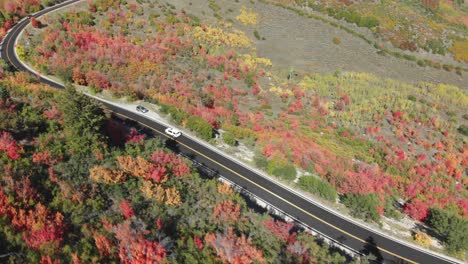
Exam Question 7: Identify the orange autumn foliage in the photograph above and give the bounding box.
[117,156,153,178]
[139,180,165,202]
[212,200,241,224]
[217,182,234,195]
[93,234,113,256]
[89,165,126,184]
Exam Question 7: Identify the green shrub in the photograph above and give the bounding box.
[186,115,213,140]
[425,39,446,55]
[222,125,257,141]
[267,162,296,181]
[253,30,261,40]
[358,16,379,28]
[160,104,188,125]
[297,176,337,202]
[342,193,380,222]
[254,152,268,169]
[332,37,341,45]
[407,95,417,101]
[457,125,468,136]
[442,64,453,72]
[187,14,201,27]
[384,196,402,220]
[244,71,256,88]
[208,0,221,12]
[223,131,237,146]
[402,54,417,61]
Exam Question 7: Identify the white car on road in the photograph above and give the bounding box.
[165,127,182,138]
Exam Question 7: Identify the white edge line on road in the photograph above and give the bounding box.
[10,1,462,263]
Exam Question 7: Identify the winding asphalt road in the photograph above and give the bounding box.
[0,1,460,263]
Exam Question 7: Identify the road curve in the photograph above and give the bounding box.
[1,1,460,263]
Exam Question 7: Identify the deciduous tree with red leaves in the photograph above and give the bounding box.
[0,132,21,160]
[30,17,40,28]
[111,221,167,264]
[404,199,430,221]
[212,200,241,224]
[263,218,296,243]
[93,233,113,256]
[119,199,135,219]
[205,227,265,264]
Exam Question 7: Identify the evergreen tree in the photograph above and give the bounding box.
[0,84,9,102]
[59,84,107,156]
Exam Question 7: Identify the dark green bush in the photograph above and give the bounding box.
[457,124,468,136]
[342,193,380,222]
[253,30,261,40]
[426,208,468,253]
[254,153,268,169]
[384,196,402,220]
[0,84,9,102]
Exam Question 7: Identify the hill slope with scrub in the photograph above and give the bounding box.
[13,0,468,260]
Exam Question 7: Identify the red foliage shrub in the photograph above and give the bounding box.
[125,128,146,144]
[205,227,264,264]
[194,235,204,249]
[119,199,135,219]
[30,17,40,28]
[0,132,21,160]
[151,150,191,178]
[39,255,61,264]
[111,221,167,264]
[404,199,429,221]
[0,198,65,252]
[263,218,296,243]
[32,150,54,165]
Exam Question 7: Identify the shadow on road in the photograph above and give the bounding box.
[362,237,384,263]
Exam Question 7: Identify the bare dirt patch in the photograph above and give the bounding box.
[176,0,466,88]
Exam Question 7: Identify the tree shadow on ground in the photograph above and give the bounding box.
[362,236,384,263]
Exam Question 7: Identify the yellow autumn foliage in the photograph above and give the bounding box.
[413,232,432,247]
[236,6,259,26]
[449,39,468,62]
[240,54,272,69]
[139,181,181,206]
[269,86,293,96]
[191,26,251,48]
[140,180,165,202]
[165,187,182,206]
